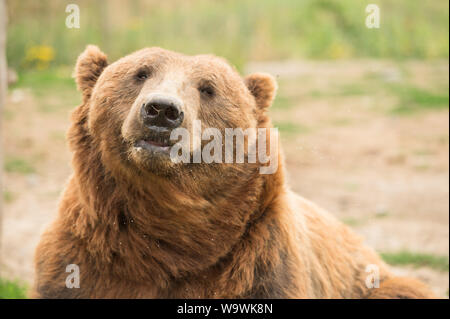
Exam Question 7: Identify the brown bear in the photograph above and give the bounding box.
[31,45,435,298]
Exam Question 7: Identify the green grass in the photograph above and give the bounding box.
[0,279,28,299]
[336,84,373,96]
[374,211,390,219]
[3,190,15,204]
[6,0,449,73]
[391,85,449,115]
[381,251,449,272]
[9,67,82,113]
[273,121,309,135]
[11,68,75,90]
[309,81,449,115]
[11,68,78,97]
[341,217,363,227]
[308,83,376,98]
[4,156,35,174]
[272,94,294,110]
[330,118,353,127]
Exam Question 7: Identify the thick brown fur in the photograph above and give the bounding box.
[32,46,435,299]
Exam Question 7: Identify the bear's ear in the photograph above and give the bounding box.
[244,73,278,110]
[75,45,108,101]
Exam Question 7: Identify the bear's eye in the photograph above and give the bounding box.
[199,85,215,97]
[136,70,149,81]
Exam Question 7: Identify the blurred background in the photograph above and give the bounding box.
[0,0,448,298]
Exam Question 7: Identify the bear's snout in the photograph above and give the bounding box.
[141,94,184,129]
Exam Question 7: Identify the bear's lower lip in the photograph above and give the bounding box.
[135,140,171,155]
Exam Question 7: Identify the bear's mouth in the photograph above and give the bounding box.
[134,129,174,155]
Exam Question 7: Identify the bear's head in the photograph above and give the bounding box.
[69,46,286,281]
[74,45,278,179]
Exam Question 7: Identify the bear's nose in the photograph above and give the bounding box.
[141,95,184,129]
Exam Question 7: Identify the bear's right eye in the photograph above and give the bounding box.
[199,85,215,97]
[136,70,149,81]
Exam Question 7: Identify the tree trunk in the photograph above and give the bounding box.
[0,0,8,265]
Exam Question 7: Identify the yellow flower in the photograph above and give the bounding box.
[327,42,352,59]
[24,45,55,69]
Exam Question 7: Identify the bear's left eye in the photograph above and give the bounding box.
[199,85,215,97]
[136,70,149,81]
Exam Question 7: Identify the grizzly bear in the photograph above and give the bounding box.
[32,45,434,298]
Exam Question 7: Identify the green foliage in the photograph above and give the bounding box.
[341,217,362,227]
[0,279,28,299]
[272,94,294,110]
[10,68,82,112]
[391,85,449,114]
[381,251,449,272]
[3,190,15,203]
[6,0,449,72]
[12,68,75,90]
[273,121,309,135]
[4,156,35,174]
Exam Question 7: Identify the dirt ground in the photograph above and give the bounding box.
[1,60,449,297]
